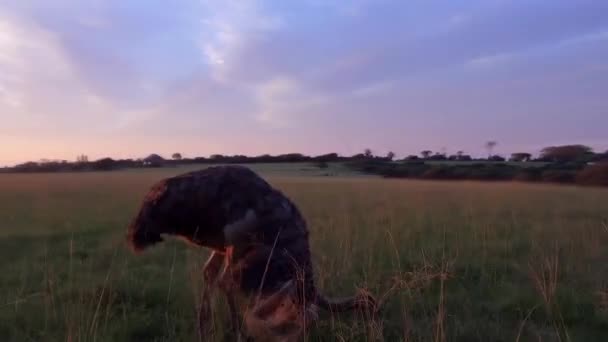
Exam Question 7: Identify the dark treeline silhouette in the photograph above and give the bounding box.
[348,145,608,186]
[2,145,607,186]
[1,152,375,173]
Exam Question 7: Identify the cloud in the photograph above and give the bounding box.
[0,10,158,136]
[253,76,328,126]
[199,0,283,83]
[254,77,297,124]
[303,0,377,17]
[467,52,516,68]
[0,12,76,122]
[466,28,608,69]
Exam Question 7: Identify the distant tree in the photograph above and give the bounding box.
[210,154,224,160]
[540,145,593,163]
[485,141,497,158]
[364,148,373,158]
[450,150,472,161]
[14,162,39,172]
[421,150,432,159]
[93,158,116,170]
[510,152,532,162]
[314,153,339,162]
[172,153,182,160]
[143,154,165,167]
[488,155,506,162]
[459,154,473,161]
[386,151,396,161]
[405,155,419,161]
[277,153,308,162]
[76,154,89,163]
[428,153,447,161]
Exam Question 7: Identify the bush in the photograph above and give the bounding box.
[421,166,452,180]
[541,170,575,184]
[92,158,116,171]
[549,161,587,171]
[514,169,542,182]
[576,163,608,186]
[465,165,516,181]
[315,161,329,169]
[488,155,506,162]
[347,159,598,186]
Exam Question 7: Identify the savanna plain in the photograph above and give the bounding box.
[1,163,607,341]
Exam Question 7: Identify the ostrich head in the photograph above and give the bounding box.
[127,181,172,252]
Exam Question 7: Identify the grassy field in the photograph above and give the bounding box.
[1,164,607,341]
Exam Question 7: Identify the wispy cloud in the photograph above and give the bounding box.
[466,28,608,69]
[467,52,516,68]
[254,76,328,126]
[199,0,283,83]
[0,9,159,135]
[0,12,77,120]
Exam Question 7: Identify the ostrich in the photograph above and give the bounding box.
[126,165,377,341]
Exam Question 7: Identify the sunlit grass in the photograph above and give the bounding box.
[1,166,607,341]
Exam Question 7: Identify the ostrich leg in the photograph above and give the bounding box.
[219,247,245,341]
[222,285,242,341]
[199,209,260,341]
[198,251,224,342]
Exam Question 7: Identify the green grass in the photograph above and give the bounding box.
[1,165,607,341]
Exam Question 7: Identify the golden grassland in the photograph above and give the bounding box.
[1,165,607,341]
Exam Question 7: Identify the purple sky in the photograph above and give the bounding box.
[1,0,607,166]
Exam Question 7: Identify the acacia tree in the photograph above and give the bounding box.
[421,150,432,159]
[510,152,532,162]
[485,141,497,158]
[364,149,373,158]
[540,145,592,162]
[386,151,396,161]
[172,153,182,160]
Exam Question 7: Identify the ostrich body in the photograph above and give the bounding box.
[127,166,375,340]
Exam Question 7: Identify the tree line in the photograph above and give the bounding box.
[349,144,608,186]
[1,152,361,173]
[1,144,607,186]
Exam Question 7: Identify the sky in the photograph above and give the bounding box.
[0,0,607,166]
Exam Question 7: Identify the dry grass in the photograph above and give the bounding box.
[1,167,608,341]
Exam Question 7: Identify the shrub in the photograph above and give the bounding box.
[421,166,452,179]
[514,169,542,182]
[541,170,575,184]
[462,164,516,181]
[576,163,608,186]
[488,155,506,162]
[315,161,329,169]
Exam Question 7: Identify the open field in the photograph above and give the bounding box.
[1,165,608,341]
